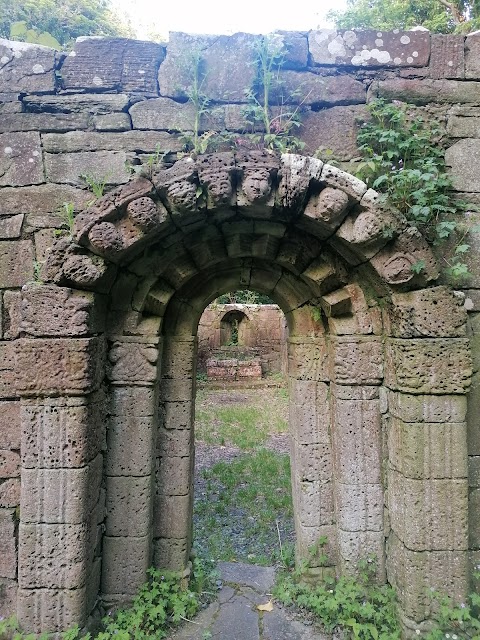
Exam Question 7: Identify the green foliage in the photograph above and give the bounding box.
[0,559,215,640]
[194,447,293,565]
[241,36,306,153]
[81,173,110,199]
[354,99,476,280]
[56,201,76,236]
[195,387,288,450]
[328,0,480,34]
[0,0,132,48]
[424,588,480,639]
[274,556,401,639]
[215,290,274,304]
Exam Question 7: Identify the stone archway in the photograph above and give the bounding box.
[15,151,472,636]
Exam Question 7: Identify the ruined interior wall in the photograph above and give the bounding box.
[197,303,286,373]
[1,29,480,618]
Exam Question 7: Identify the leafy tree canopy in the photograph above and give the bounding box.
[0,0,133,49]
[328,0,480,33]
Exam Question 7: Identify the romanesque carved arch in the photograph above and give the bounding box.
[16,151,472,636]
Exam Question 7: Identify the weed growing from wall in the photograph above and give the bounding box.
[355,99,479,280]
[241,36,306,153]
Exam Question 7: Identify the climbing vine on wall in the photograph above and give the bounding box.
[355,99,479,280]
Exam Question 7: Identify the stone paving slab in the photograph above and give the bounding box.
[167,563,330,640]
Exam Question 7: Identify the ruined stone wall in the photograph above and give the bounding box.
[0,29,479,631]
[197,303,286,373]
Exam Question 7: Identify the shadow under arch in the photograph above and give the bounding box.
[16,151,472,636]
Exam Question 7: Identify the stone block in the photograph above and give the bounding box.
[469,488,480,548]
[61,38,164,94]
[0,508,16,578]
[371,78,480,105]
[0,450,19,478]
[0,577,17,618]
[45,151,130,187]
[447,108,480,138]
[93,112,132,131]
[388,470,468,551]
[16,337,106,396]
[330,336,383,385]
[20,285,106,337]
[0,132,43,186]
[274,30,309,69]
[0,184,92,216]
[18,522,88,589]
[295,523,338,567]
[338,530,385,581]
[308,29,430,67]
[159,402,193,431]
[0,400,20,449]
[274,71,366,106]
[130,96,222,132]
[154,492,191,539]
[159,379,193,402]
[287,338,329,381]
[21,456,102,525]
[0,40,55,93]
[42,130,182,153]
[0,113,89,134]
[17,586,87,634]
[106,415,155,476]
[157,426,192,457]
[105,475,152,537]
[24,93,131,114]
[108,340,160,385]
[336,482,384,532]
[388,417,468,479]
[101,535,150,595]
[446,138,480,192]
[153,537,189,571]
[21,394,106,469]
[162,339,196,379]
[332,396,382,483]
[291,441,332,483]
[295,480,335,528]
[388,390,467,423]
[0,341,15,396]
[385,338,472,394]
[469,456,480,487]
[387,533,468,621]
[156,455,192,496]
[0,240,34,287]
[159,32,257,102]
[3,289,21,339]
[109,386,157,417]
[468,372,480,454]
[429,34,464,79]
[466,32,480,79]
[386,287,467,338]
[0,213,23,238]
[331,383,379,400]
[0,478,19,507]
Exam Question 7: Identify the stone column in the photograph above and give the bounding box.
[15,286,106,634]
[287,336,337,571]
[102,337,161,606]
[385,337,471,631]
[154,336,196,571]
[330,336,385,580]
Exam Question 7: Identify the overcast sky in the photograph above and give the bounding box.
[114,0,347,40]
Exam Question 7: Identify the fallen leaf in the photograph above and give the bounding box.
[257,601,274,612]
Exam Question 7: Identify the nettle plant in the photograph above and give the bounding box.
[355,99,479,280]
[240,36,306,154]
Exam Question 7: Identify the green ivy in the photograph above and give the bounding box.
[355,99,479,280]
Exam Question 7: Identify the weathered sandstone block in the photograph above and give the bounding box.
[0,40,55,93]
[154,493,191,539]
[45,151,130,187]
[153,537,189,571]
[17,587,87,634]
[105,475,152,537]
[0,478,20,508]
[308,29,430,67]
[19,522,88,589]
[0,132,43,186]
[16,337,106,396]
[0,213,23,238]
[20,285,106,337]
[0,401,20,449]
[21,395,105,469]
[102,535,150,595]
[295,480,335,527]
[61,38,164,94]
[388,390,467,423]
[385,338,471,394]
[106,415,154,476]
[0,240,34,288]
[108,340,159,384]
[288,338,329,381]
[0,450,20,478]
[336,482,384,532]
[0,508,17,578]
[331,336,383,385]
[156,455,192,496]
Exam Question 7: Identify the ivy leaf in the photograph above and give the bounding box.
[410,260,426,274]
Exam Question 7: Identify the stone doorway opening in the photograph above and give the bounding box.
[193,290,293,568]
[15,152,472,635]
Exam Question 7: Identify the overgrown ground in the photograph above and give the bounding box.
[193,385,295,567]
